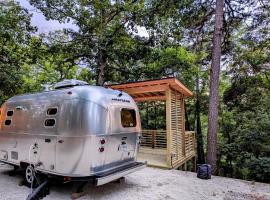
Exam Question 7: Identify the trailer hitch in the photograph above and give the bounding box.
[26,179,50,200]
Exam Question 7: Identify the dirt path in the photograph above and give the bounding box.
[0,164,269,200]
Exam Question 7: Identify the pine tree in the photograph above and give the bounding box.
[207,0,224,174]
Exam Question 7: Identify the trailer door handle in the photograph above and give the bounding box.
[45,138,51,143]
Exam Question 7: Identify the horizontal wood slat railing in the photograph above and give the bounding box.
[140,130,167,149]
[139,130,196,168]
[140,130,196,154]
[184,131,196,157]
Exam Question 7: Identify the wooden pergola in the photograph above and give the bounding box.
[110,77,196,169]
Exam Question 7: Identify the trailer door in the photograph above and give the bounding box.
[38,136,57,172]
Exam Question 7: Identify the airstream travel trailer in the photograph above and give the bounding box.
[0,80,145,188]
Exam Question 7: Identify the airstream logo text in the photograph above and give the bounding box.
[112,98,130,103]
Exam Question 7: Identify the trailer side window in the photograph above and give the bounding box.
[47,108,58,115]
[7,110,13,116]
[121,108,136,127]
[45,119,56,127]
[5,120,11,126]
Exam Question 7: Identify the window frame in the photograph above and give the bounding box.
[6,110,14,117]
[4,119,12,126]
[120,108,137,128]
[46,107,58,116]
[44,118,56,128]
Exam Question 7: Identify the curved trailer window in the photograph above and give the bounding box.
[47,108,58,115]
[7,110,13,116]
[44,119,56,127]
[5,120,11,126]
[121,108,136,127]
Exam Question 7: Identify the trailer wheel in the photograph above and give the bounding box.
[25,166,39,188]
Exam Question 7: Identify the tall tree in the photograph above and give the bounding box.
[29,0,151,86]
[207,0,224,173]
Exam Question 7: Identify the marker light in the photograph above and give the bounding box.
[64,176,71,181]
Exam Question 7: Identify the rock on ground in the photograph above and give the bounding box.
[0,164,269,200]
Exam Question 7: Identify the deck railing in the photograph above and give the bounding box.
[139,130,196,168]
[140,130,196,153]
[140,130,167,149]
[184,131,196,157]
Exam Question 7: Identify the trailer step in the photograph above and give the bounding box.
[95,162,146,186]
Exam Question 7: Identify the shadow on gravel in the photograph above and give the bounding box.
[1,165,138,199]
[48,178,139,199]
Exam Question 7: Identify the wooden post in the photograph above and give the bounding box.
[152,130,156,148]
[166,88,172,167]
[184,162,187,171]
[193,156,197,172]
[192,131,196,152]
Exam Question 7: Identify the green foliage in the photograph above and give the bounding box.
[248,157,270,182]
[20,32,80,92]
[219,77,270,182]
[29,0,152,85]
[138,101,166,130]
[0,1,36,103]
[145,47,196,75]
[218,12,270,181]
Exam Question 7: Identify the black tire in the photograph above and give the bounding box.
[24,166,41,188]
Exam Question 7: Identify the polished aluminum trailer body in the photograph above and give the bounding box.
[0,82,143,182]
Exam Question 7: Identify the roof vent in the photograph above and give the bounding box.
[41,84,52,91]
[54,79,89,89]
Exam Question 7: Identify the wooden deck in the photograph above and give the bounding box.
[109,78,196,170]
[138,147,168,168]
[138,130,196,169]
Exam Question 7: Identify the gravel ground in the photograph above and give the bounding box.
[0,164,269,200]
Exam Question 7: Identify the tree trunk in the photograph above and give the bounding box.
[195,75,205,164]
[207,0,224,174]
[96,50,106,86]
[185,106,191,131]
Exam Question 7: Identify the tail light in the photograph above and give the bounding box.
[99,138,106,153]
[100,139,106,145]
